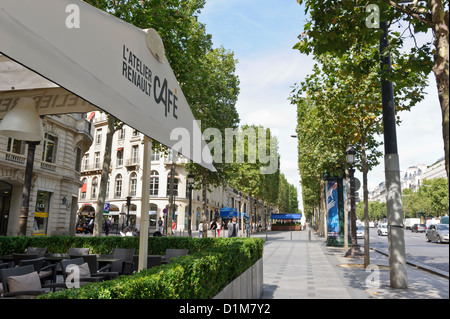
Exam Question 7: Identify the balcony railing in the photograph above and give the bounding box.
[1,150,57,172]
[126,158,139,167]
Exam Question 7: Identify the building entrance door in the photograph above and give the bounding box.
[0,181,12,236]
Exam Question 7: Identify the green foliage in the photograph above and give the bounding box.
[227,125,281,208]
[20,237,265,299]
[402,178,449,217]
[357,201,387,221]
[357,177,449,219]
[295,0,449,196]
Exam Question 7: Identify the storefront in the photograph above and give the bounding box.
[33,190,52,236]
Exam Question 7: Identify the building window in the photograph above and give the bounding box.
[151,151,160,162]
[92,177,98,199]
[94,152,101,169]
[167,172,179,197]
[81,178,87,199]
[150,170,159,196]
[167,149,174,162]
[118,128,125,140]
[115,174,122,198]
[7,138,26,154]
[75,147,82,172]
[116,149,123,167]
[42,133,58,163]
[129,172,137,197]
[106,180,110,199]
[131,145,139,164]
[95,128,102,144]
[83,154,89,170]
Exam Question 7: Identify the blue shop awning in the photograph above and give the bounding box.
[220,207,249,219]
[270,214,301,220]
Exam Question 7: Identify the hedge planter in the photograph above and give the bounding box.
[0,236,264,299]
[271,225,301,231]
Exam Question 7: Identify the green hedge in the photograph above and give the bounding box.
[0,236,264,299]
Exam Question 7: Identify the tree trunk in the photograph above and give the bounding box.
[93,115,115,237]
[431,1,449,194]
[201,171,208,237]
[240,198,245,237]
[320,180,326,237]
[167,164,175,237]
[362,142,370,268]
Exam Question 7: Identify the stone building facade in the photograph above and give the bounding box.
[78,111,267,234]
[0,113,93,236]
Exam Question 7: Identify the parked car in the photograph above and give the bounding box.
[377,224,388,236]
[426,224,449,243]
[369,221,375,228]
[411,224,427,233]
[356,225,365,239]
[405,218,421,230]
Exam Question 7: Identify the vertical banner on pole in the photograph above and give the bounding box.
[326,181,339,240]
[326,178,345,247]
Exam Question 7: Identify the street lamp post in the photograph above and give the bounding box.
[380,20,408,289]
[126,196,132,227]
[345,145,363,257]
[264,205,267,241]
[236,193,242,237]
[0,97,44,236]
[187,172,195,237]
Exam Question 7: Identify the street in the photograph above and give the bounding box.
[366,227,449,274]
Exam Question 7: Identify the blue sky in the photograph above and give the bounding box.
[198,0,445,211]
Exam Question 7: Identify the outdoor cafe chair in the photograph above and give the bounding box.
[19,257,56,284]
[68,247,90,255]
[0,260,9,269]
[70,254,119,281]
[131,255,162,272]
[60,258,101,286]
[0,265,65,299]
[12,253,39,266]
[25,247,47,258]
[101,248,135,275]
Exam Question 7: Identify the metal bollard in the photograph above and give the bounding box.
[308,229,311,242]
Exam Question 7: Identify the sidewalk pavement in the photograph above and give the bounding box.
[252,228,449,299]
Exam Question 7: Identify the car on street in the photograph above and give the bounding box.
[356,225,364,239]
[426,224,449,243]
[411,224,427,233]
[377,224,388,236]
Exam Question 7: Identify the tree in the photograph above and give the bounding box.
[228,125,280,235]
[93,115,117,236]
[288,184,299,214]
[418,178,449,217]
[85,0,217,236]
[184,47,240,236]
[295,0,449,193]
[291,41,426,265]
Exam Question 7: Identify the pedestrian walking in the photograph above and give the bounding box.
[104,218,111,236]
[228,217,238,237]
[211,219,217,237]
[198,221,203,238]
[157,217,163,233]
[217,220,221,237]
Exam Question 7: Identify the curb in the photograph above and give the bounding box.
[370,247,449,279]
